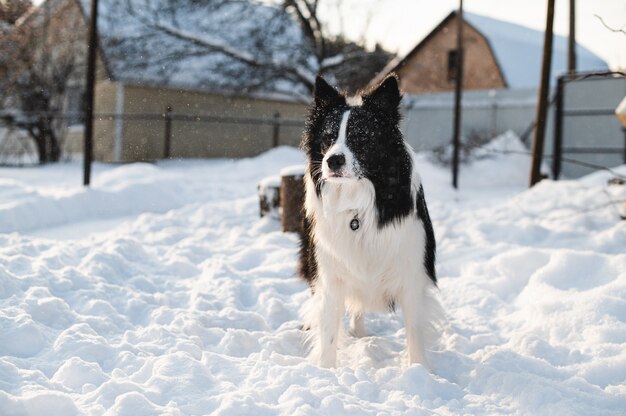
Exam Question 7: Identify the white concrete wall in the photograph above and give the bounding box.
[558,77,626,178]
[402,78,626,179]
[401,88,538,152]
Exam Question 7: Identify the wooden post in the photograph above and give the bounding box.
[258,176,281,218]
[552,76,564,179]
[272,111,280,148]
[568,0,577,73]
[529,0,555,187]
[623,128,626,165]
[83,0,98,186]
[163,106,172,159]
[452,0,464,189]
[280,165,305,233]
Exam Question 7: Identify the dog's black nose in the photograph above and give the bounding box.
[327,154,345,170]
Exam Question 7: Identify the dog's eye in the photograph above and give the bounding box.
[320,135,334,153]
[349,135,367,146]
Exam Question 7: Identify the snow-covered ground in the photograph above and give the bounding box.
[1,136,625,415]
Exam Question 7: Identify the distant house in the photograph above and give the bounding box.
[38,0,314,162]
[372,11,608,94]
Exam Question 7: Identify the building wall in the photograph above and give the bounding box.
[61,58,121,159]
[57,0,123,158]
[14,0,311,163]
[91,80,119,161]
[401,88,538,152]
[93,84,308,162]
[557,76,626,178]
[395,15,506,94]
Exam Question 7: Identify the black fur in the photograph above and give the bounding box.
[302,77,348,198]
[298,215,318,288]
[416,185,437,285]
[299,74,437,286]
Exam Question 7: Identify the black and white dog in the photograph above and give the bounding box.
[299,74,441,368]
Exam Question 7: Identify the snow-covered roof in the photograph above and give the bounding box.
[74,0,316,99]
[16,0,67,28]
[376,11,609,91]
[463,12,608,89]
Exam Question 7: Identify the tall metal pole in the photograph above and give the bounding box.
[529,0,555,187]
[452,0,464,189]
[83,0,98,186]
[163,106,173,158]
[568,0,576,72]
[42,0,50,76]
[552,76,564,180]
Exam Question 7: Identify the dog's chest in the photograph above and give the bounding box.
[313,181,425,285]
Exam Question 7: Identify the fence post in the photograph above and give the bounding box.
[272,111,281,148]
[529,0,555,187]
[552,76,564,180]
[83,0,98,186]
[623,127,626,164]
[163,106,172,159]
[490,90,498,138]
[451,0,464,189]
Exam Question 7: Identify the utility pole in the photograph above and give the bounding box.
[42,0,50,76]
[529,0,555,187]
[452,0,464,189]
[83,0,98,186]
[568,0,576,72]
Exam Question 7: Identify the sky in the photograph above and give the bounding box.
[33,0,626,69]
[320,0,626,69]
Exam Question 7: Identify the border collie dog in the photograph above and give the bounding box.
[299,74,440,368]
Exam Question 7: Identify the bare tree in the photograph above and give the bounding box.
[281,0,393,88]
[324,39,394,94]
[106,0,393,95]
[283,0,327,60]
[0,0,32,25]
[98,0,318,96]
[281,0,395,93]
[0,1,83,163]
[594,14,626,36]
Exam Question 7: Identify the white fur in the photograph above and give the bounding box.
[321,111,361,181]
[304,149,441,369]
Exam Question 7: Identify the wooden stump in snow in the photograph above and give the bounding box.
[280,165,305,233]
[258,176,281,219]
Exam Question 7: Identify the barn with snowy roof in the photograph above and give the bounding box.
[372,10,608,94]
[38,0,313,162]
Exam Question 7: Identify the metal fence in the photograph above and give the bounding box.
[401,88,538,152]
[552,71,626,179]
[0,111,306,165]
[0,124,39,166]
[4,75,625,180]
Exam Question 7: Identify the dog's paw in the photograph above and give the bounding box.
[349,314,365,338]
[349,327,365,338]
[318,357,337,368]
[316,349,338,368]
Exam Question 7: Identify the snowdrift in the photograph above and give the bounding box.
[0,139,625,415]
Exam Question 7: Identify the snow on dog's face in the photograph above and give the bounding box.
[303,75,410,198]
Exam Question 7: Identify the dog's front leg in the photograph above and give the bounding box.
[349,313,365,338]
[315,277,345,368]
[400,283,429,369]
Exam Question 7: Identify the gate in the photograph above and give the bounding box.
[552,71,626,179]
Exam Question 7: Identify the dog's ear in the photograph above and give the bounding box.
[363,74,402,115]
[314,76,345,109]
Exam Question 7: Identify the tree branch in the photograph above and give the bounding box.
[594,14,626,36]
[319,51,370,71]
[150,19,316,90]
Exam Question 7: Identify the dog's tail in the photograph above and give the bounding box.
[422,285,447,360]
[298,215,318,289]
